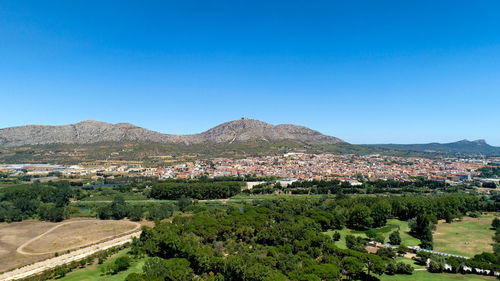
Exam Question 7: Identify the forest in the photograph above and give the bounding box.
[124,195,492,281]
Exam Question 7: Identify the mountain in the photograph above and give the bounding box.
[0,118,358,164]
[364,139,500,156]
[0,118,345,147]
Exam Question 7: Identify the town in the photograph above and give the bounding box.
[2,153,498,188]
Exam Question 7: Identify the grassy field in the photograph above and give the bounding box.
[433,215,495,257]
[380,271,497,281]
[55,249,146,281]
[324,219,420,249]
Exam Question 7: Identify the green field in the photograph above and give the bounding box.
[433,215,495,257]
[380,271,497,281]
[56,249,145,281]
[324,219,420,249]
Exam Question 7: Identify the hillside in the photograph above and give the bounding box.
[0,119,358,164]
[364,139,500,156]
[0,119,344,147]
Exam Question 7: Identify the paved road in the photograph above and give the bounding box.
[0,231,141,281]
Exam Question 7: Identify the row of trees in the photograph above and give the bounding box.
[246,178,458,196]
[0,181,73,222]
[97,196,175,221]
[150,181,243,200]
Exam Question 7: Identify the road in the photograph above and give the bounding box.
[0,231,141,281]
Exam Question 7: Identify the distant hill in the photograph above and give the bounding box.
[0,119,359,164]
[364,139,500,156]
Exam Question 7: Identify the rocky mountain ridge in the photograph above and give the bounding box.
[0,119,345,147]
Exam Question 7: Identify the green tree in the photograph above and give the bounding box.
[311,264,340,281]
[389,231,401,245]
[492,217,500,229]
[164,258,193,281]
[177,197,192,211]
[332,231,341,241]
[371,201,392,227]
[342,256,363,280]
[347,204,373,230]
[112,256,131,274]
[143,257,168,279]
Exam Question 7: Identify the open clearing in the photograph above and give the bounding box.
[20,220,138,254]
[380,271,496,281]
[0,219,139,273]
[433,215,495,257]
[324,219,420,249]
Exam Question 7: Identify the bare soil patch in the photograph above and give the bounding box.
[20,220,139,254]
[0,219,139,273]
[0,220,55,273]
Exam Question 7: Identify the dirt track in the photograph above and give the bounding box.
[0,230,141,281]
[16,220,140,255]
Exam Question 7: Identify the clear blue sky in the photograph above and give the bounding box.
[1,1,499,145]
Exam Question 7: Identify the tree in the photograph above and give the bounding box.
[420,224,433,249]
[128,205,143,221]
[413,251,431,265]
[428,260,442,273]
[38,204,68,222]
[112,256,131,274]
[54,266,68,278]
[377,247,396,259]
[345,235,367,252]
[332,231,341,241]
[410,215,433,249]
[177,197,191,211]
[396,244,407,255]
[164,258,193,281]
[143,257,168,279]
[147,203,174,221]
[371,201,391,227]
[342,256,364,280]
[311,264,341,281]
[347,204,373,230]
[492,217,500,229]
[389,231,401,245]
[395,262,413,274]
[111,195,128,219]
[125,273,147,281]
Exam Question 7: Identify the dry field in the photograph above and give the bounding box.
[0,219,140,273]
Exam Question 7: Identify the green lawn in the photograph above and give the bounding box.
[380,271,497,281]
[324,219,420,249]
[385,219,421,246]
[433,216,495,257]
[56,249,145,281]
[325,228,368,249]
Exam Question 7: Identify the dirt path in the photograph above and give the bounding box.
[16,220,140,256]
[0,230,141,281]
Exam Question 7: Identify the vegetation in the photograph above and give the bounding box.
[433,216,496,257]
[477,166,500,178]
[122,195,487,281]
[0,181,72,222]
[150,180,244,200]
